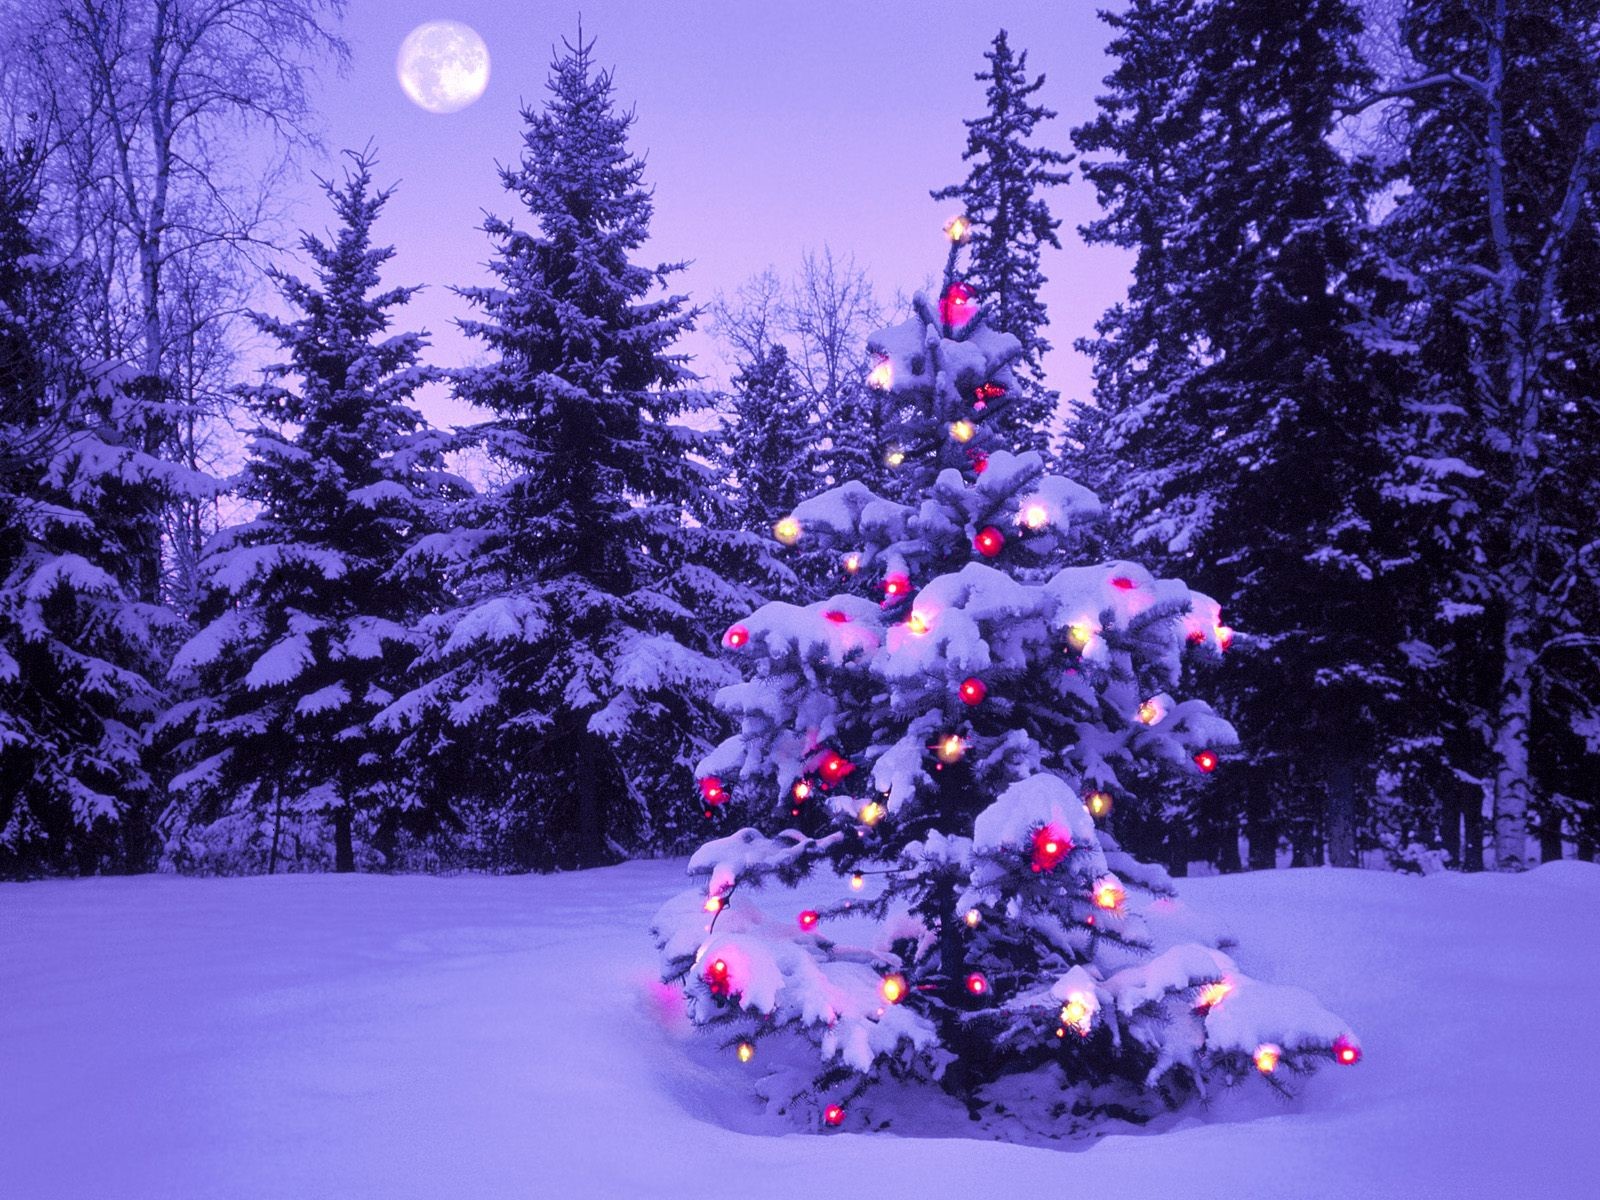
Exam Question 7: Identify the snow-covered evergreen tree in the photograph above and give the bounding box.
[714,343,829,605]
[0,146,171,875]
[1372,0,1600,869]
[654,228,1360,1129]
[161,153,455,873]
[1071,0,1418,869]
[378,37,745,868]
[932,29,1072,454]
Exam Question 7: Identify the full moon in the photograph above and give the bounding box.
[396,21,489,114]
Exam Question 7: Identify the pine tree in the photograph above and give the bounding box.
[1072,0,1416,870]
[0,146,169,875]
[654,228,1359,1130]
[1372,0,1600,869]
[715,343,826,603]
[162,153,453,873]
[379,37,743,869]
[932,29,1072,454]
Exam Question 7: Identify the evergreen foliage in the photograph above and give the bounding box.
[379,38,747,868]
[932,29,1073,454]
[162,154,455,873]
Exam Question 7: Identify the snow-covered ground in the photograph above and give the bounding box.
[4,860,1597,1199]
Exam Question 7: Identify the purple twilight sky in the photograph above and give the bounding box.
[300,1,1131,431]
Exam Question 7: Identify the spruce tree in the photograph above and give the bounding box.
[380,37,741,868]
[0,146,168,875]
[932,29,1072,454]
[716,343,826,603]
[1072,0,1415,869]
[1374,0,1600,868]
[162,153,453,873]
[655,228,1359,1130]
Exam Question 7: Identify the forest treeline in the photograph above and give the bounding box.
[1,0,1596,878]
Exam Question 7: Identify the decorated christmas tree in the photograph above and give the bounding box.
[654,220,1360,1130]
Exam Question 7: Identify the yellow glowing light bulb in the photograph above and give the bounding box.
[867,357,893,391]
[843,552,861,575]
[944,214,972,244]
[1067,622,1093,650]
[773,516,802,546]
[1022,503,1049,530]
[1196,980,1233,1010]
[964,908,982,928]
[949,419,976,444]
[906,611,930,636]
[850,872,865,891]
[737,1041,756,1063]
[1254,1044,1281,1074]
[1086,790,1113,818]
[1137,699,1163,726]
[1061,996,1090,1029]
[859,800,885,827]
[884,445,906,468]
[1094,878,1125,911]
[880,974,907,1004]
[792,780,812,802]
[936,734,966,764]
[703,895,724,914]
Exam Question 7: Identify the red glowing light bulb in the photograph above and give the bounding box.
[823,1105,846,1127]
[882,572,910,599]
[965,972,989,996]
[958,677,987,706]
[1194,750,1219,774]
[1030,826,1071,873]
[939,281,977,328]
[974,380,1007,403]
[798,909,820,931]
[819,752,855,784]
[1333,1035,1362,1065]
[699,776,727,805]
[822,609,850,624]
[723,624,749,649]
[1110,576,1136,591]
[974,526,1005,558]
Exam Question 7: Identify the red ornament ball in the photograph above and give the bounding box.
[974,526,1005,558]
[958,677,988,706]
[823,1105,846,1127]
[939,281,978,328]
[965,972,989,996]
[1194,750,1219,774]
[798,909,820,931]
[723,624,749,649]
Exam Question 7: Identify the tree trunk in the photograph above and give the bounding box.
[333,806,354,873]
[1215,819,1243,874]
[1438,783,1462,868]
[267,785,283,875]
[1325,758,1358,868]
[1245,779,1276,870]
[1538,812,1564,863]
[1463,790,1486,872]
[575,732,606,868]
[1491,530,1536,871]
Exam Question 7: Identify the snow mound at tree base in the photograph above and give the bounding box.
[3,861,1597,1198]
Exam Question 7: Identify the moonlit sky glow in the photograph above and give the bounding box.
[300,2,1130,431]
